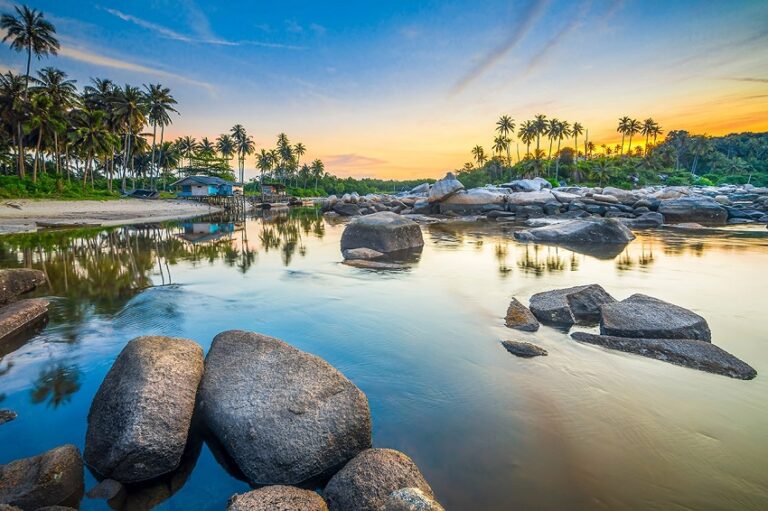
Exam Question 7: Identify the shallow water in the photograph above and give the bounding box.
[1,209,767,511]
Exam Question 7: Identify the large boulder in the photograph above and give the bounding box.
[600,294,711,341]
[340,212,424,254]
[0,298,49,342]
[501,177,551,192]
[198,330,371,485]
[85,336,204,483]
[619,212,664,229]
[571,332,756,380]
[428,172,464,203]
[0,445,84,509]
[514,218,635,245]
[385,487,445,511]
[227,486,328,511]
[504,298,539,332]
[529,285,616,327]
[333,203,361,216]
[409,183,431,195]
[658,196,727,225]
[325,449,435,511]
[0,269,46,305]
[506,190,556,207]
[439,189,506,214]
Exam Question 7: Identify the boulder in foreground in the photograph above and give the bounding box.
[428,172,464,203]
[501,340,548,358]
[600,294,711,341]
[325,448,436,511]
[571,332,756,380]
[504,298,539,332]
[0,269,46,305]
[227,486,328,511]
[340,212,424,254]
[85,336,204,483]
[0,298,49,343]
[199,330,371,485]
[0,444,84,509]
[385,487,445,511]
[514,218,635,245]
[529,285,615,327]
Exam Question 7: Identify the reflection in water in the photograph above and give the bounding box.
[30,364,81,408]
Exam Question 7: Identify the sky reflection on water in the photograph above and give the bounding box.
[1,209,767,510]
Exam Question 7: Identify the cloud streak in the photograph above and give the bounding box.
[324,154,388,168]
[451,0,549,95]
[728,77,768,83]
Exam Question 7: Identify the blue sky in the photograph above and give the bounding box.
[2,0,767,178]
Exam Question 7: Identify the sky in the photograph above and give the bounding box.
[1,0,767,180]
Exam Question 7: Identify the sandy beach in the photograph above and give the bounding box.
[0,198,223,234]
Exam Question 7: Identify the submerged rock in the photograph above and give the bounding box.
[340,212,424,254]
[0,445,84,509]
[342,247,385,260]
[504,298,539,332]
[619,212,664,229]
[385,487,445,511]
[343,259,408,270]
[0,409,17,425]
[227,486,328,511]
[658,196,728,225]
[514,218,635,245]
[529,285,616,327]
[0,298,49,343]
[325,449,435,511]
[501,340,548,358]
[85,336,204,483]
[571,332,756,380]
[199,330,371,485]
[600,294,711,341]
[428,172,464,203]
[0,269,46,305]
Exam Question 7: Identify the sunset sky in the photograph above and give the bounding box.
[2,0,767,179]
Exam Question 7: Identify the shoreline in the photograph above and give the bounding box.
[0,198,224,234]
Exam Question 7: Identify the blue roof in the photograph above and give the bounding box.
[172,175,232,187]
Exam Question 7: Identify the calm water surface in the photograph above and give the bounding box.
[1,208,767,511]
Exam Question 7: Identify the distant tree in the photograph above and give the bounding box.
[471,144,486,166]
[1,5,60,91]
[617,116,630,156]
[496,115,515,164]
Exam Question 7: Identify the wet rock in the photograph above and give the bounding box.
[86,479,125,507]
[325,449,434,511]
[333,203,361,216]
[385,487,445,511]
[619,212,664,229]
[658,196,727,225]
[428,172,464,203]
[571,332,756,380]
[0,445,84,509]
[342,247,385,260]
[0,298,49,343]
[504,298,539,332]
[199,330,371,485]
[340,212,424,254]
[227,486,328,511]
[0,269,46,305]
[600,294,711,341]
[0,409,17,425]
[513,218,635,245]
[501,340,548,358]
[85,336,204,483]
[529,284,615,326]
[343,260,408,270]
[439,189,506,214]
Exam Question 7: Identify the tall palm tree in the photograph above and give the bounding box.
[532,114,547,158]
[518,121,535,158]
[546,118,560,164]
[144,83,177,188]
[176,136,198,168]
[230,124,249,182]
[257,148,273,186]
[471,145,486,167]
[626,118,641,157]
[112,84,147,191]
[495,115,515,164]
[198,137,215,157]
[25,92,62,182]
[32,67,77,176]
[571,122,584,157]
[294,142,306,169]
[310,158,324,192]
[216,134,234,166]
[553,120,571,181]
[616,116,630,156]
[69,108,116,190]
[1,5,60,91]
[0,71,28,177]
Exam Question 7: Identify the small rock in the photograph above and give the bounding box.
[600,294,711,341]
[0,410,17,425]
[501,340,548,358]
[342,247,385,260]
[0,445,84,509]
[504,298,539,332]
[385,487,445,511]
[227,486,328,511]
[0,298,49,343]
[0,269,46,304]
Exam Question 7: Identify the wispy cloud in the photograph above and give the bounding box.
[104,7,304,49]
[450,0,549,95]
[324,154,388,169]
[727,77,768,83]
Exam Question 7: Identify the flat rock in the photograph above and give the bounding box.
[428,172,464,203]
[198,330,371,485]
[658,196,728,225]
[571,332,756,380]
[619,212,664,229]
[342,247,385,260]
[385,487,445,511]
[504,298,539,332]
[600,294,711,341]
[0,445,84,509]
[529,285,615,327]
[325,449,434,511]
[0,409,17,425]
[501,177,552,192]
[514,218,635,245]
[343,260,407,270]
[501,340,548,358]
[0,269,46,305]
[227,486,328,511]
[340,212,424,254]
[507,190,556,206]
[85,336,204,483]
[0,298,49,343]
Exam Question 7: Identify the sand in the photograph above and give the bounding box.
[0,198,223,234]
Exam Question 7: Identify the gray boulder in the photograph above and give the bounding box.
[385,487,445,511]
[410,183,431,195]
[0,298,49,343]
[198,330,371,485]
[0,445,84,509]
[504,298,539,332]
[340,212,424,254]
[428,172,464,203]
[514,218,635,245]
[85,336,204,483]
[619,212,664,229]
[227,486,328,511]
[0,269,46,305]
[658,196,727,225]
[529,285,616,326]
[502,177,552,192]
[333,203,361,216]
[439,189,506,214]
[571,332,756,380]
[600,294,711,341]
[501,340,548,358]
[325,449,435,511]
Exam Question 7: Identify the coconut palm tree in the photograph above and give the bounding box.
[518,121,535,158]
[553,120,571,181]
[144,83,177,188]
[230,124,249,182]
[532,114,547,158]
[69,108,116,190]
[626,118,641,157]
[495,115,515,164]
[571,122,584,157]
[0,71,28,177]
[24,92,62,181]
[112,84,148,190]
[1,5,60,91]
[294,142,306,169]
[198,137,215,158]
[311,158,324,192]
[471,145,486,167]
[216,134,234,165]
[176,136,198,168]
[616,116,630,156]
[32,67,77,175]
[256,148,273,187]
[546,118,561,164]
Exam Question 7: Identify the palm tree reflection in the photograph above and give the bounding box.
[30,364,81,408]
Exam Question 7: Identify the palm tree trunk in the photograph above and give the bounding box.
[620,134,625,156]
[33,127,43,183]
[150,121,157,189]
[83,153,92,190]
[54,131,60,175]
[16,122,25,179]
[628,134,634,156]
[555,139,562,181]
[25,44,31,92]
[159,125,165,190]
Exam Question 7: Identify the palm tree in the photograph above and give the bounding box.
[546,118,560,165]
[230,124,249,182]
[176,136,198,168]
[495,115,515,164]
[216,134,234,165]
[25,92,62,182]
[198,137,215,157]
[689,135,710,176]
[571,122,584,157]
[256,148,273,188]
[32,67,77,176]
[553,120,571,181]
[586,141,595,158]
[144,83,177,188]
[69,108,116,190]
[591,157,616,186]
[518,121,535,158]
[471,145,486,167]
[626,118,641,157]
[112,84,147,190]
[532,114,547,158]
[1,5,60,91]
[0,71,28,177]
[310,158,324,192]
[616,116,630,156]
[294,142,306,169]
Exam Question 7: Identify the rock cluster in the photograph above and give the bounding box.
[0,269,48,343]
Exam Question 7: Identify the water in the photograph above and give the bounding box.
[1,209,767,511]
